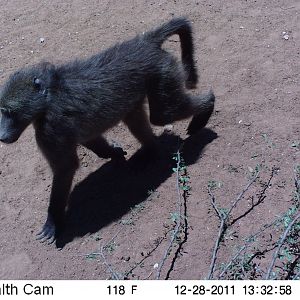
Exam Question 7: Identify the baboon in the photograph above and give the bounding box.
[0,17,215,242]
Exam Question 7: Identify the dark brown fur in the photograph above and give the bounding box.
[0,17,215,243]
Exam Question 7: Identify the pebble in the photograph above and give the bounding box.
[248,166,254,173]
[39,37,45,43]
[283,34,289,40]
[282,31,289,40]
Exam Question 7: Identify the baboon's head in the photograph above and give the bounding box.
[0,62,56,143]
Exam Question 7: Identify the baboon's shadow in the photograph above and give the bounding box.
[57,128,217,247]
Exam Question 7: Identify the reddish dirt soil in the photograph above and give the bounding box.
[0,0,299,279]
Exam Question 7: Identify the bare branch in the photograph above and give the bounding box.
[207,218,226,279]
[207,169,262,279]
[208,187,223,220]
[230,169,275,227]
[292,268,300,280]
[227,170,260,217]
[266,213,300,279]
[124,235,165,279]
[294,170,300,203]
[218,218,281,279]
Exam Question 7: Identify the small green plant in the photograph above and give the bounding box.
[131,203,145,215]
[170,212,180,223]
[291,141,300,150]
[227,164,240,173]
[246,163,262,180]
[251,153,260,160]
[120,202,148,226]
[90,233,102,241]
[120,218,134,225]
[147,189,154,196]
[262,133,276,148]
[104,240,117,254]
[295,165,300,174]
[208,180,223,190]
[85,253,99,260]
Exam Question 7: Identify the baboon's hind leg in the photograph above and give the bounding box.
[148,75,215,134]
[124,103,156,148]
[186,91,215,135]
[124,103,160,166]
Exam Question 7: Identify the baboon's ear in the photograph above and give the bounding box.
[38,62,58,90]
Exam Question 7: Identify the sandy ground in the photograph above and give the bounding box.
[0,0,299,279]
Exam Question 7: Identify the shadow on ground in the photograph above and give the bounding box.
[57,128,217,247]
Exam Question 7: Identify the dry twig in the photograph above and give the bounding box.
[218,218,279,279]
[266,213,300,279]
[124,235,166,279]
[292,268,300,280]
[207,170,261,279]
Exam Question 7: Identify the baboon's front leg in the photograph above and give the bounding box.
[37,144,79,243]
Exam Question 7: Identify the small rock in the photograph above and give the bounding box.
[239,26,244,29]
[39,37,45,43]
[153,263,159,269]
[238,120,242,124]
[283,33,289,40]
[282,31,290,40]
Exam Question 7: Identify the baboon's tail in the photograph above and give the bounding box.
[146,17,198,89]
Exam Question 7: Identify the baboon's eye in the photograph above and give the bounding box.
[33,77,41,89]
